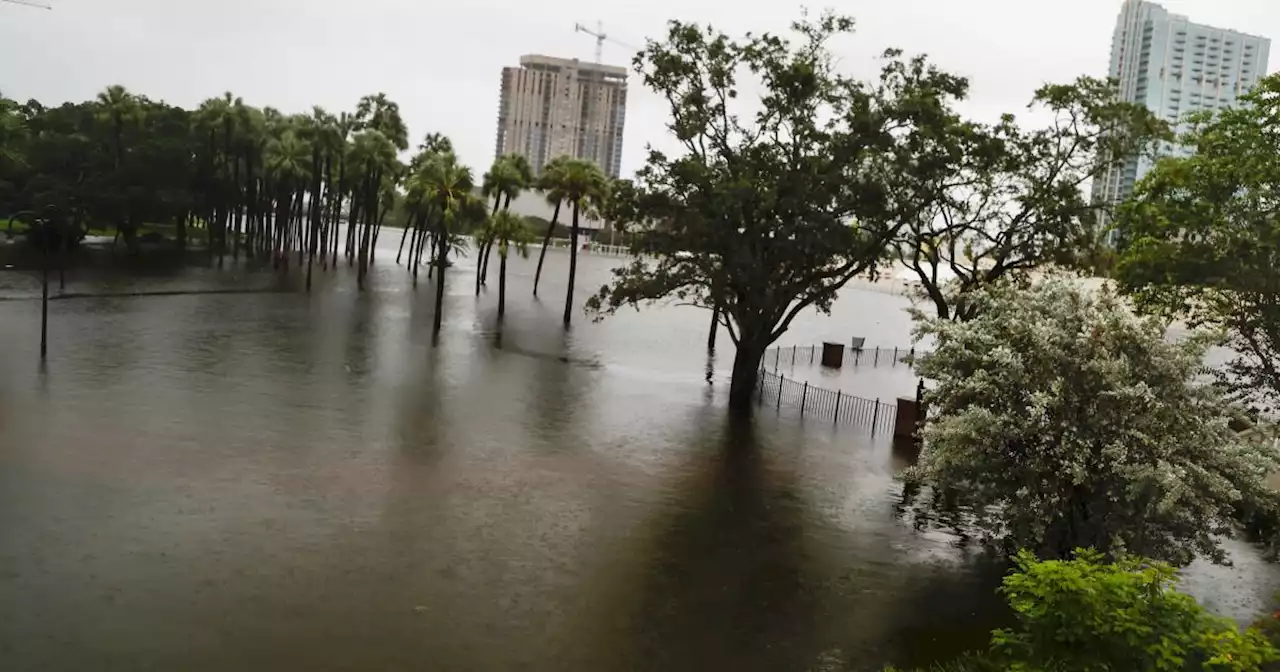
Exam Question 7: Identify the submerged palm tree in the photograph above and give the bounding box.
[478,154,531,294]
[555,159,608,327]
[417,152,474,335]
[486,210,533,319]
[96,85,140,248]
[348,129,398,288]
[531,155,570,297]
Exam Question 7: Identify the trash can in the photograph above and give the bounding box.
[821,341,845,368]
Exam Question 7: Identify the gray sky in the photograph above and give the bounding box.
[2,0,1274,176]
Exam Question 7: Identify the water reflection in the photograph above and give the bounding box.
[0,244,1275,670]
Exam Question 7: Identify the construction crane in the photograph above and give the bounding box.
[1,0,52,8]
[573,21,638,65]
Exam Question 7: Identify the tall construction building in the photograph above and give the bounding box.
[493,55,628,179]
[1094,0,1270,207]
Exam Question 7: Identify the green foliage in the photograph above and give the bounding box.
[0,86,410,264]
[893,77,1168,321]
[992,550,1277,671]
[488,210,533,259]
[906,278,1280,565]
[1116,73,1280,415]
[483,154,533,212]
[586,11,972,408]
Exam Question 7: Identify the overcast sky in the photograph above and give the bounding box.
[1,0,1274,175]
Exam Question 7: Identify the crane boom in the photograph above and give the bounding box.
[1,0,52,8]
[574,21,606,65]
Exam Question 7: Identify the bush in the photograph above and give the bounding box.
[991,550,1277,671]
[906,279,1280,566]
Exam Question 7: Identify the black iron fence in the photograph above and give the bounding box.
[756,367,898,434]
[764,343,918,370]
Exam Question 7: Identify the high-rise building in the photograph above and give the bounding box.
[493,55,628,179]
[1094,0,1270,207]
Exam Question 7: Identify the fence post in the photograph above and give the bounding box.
[810,344,815,364]
[833,391,842,424]
[854,349,860,366]
[792,345,796,365]
[800,382,809,415]
[874,347,880,366]
[872,398,880,435]
[777,374,784,410]
[775,348,780,368]
[893,347,898,365]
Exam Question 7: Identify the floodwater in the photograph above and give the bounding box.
[0,237,1274,671]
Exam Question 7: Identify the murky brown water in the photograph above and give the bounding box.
[0,238,1273,671]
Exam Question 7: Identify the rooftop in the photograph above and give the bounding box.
[518,54,628,78]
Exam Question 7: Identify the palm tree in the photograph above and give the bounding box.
[417,151,474,335]
[95,85,139,248]
[230,99,262,262]
[556,159,608,327]
[483,154,532,285]
[299,107,340,290]
[355,93,409,152]
[263,129,311,267]
[531,155,571,297]
[348,129,397,288]
[478,157,522,295]
[487,210,533,319]
[94,85,136,170]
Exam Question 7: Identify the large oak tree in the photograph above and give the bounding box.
[587,13,971,411]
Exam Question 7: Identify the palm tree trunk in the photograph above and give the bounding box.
[306,161,322,292]
[477,194,501,291]
[533,201,560,297]
[432,221,448,335]
[357,174,372,287]
[232,154,243,263]
[563,201,580,327]
[480,243,493,287]
[371,205,388,264]
[396,213,413,264]
[414,213,432,282]
[295,191,306,267]
[474,237,484,296]
[498,250,508,319]
[347,196,360,266]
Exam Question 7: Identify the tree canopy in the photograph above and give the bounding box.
[587,12,972,409]
[905,279,1280,566]
[894,79,1168,321]
[1116,73,1280,415]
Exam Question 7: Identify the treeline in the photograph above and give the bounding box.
[0,88,614,330]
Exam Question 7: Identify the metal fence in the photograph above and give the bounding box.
[756,367,898,434]
[763,343,917,370]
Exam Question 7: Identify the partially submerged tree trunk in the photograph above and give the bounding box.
[432,221,448,335]
[728,339,766,412]
[532,201,560,297]
[563,200,580,327]
[498,250,508,319]
[707,303,721,352]
[396,215,413,264]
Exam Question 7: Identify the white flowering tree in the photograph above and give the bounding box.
[905,278,1280,566]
